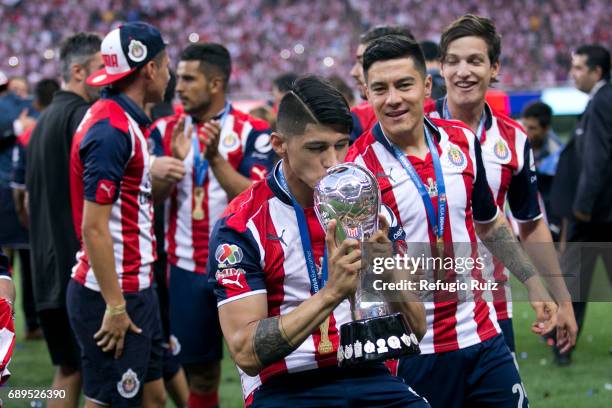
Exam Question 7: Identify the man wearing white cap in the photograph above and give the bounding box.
[67,22,178,407]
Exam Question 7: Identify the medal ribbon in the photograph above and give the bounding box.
[442,97,485,142]
[373,124,447,241]
[190,101,231,187]
[276,161,328,294]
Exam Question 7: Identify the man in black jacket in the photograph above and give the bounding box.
[25,32,103,408]
[551,44,612,365]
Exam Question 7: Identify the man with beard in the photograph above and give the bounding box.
[25,32,103,408]
[149,43,275,408]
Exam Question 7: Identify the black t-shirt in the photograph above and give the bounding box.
[25,91,90,311]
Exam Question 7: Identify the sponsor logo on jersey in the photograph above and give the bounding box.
[254,133,272,153]
[215,243,243,267]
[117,368,140,399]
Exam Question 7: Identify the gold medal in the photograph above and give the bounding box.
[318,315,333,354]
[193,187,205,221]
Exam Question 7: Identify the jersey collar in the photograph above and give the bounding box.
[102,89,151,127]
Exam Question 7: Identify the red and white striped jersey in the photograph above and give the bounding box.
[70,91,155,293]
[208,166,350,399]
[427,100,542,320]
[346,117,502,354]
[149,106,275,273]
[0,299,15,385]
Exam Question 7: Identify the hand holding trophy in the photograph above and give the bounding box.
[314,163,420,367]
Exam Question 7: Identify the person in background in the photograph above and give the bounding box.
[550,43,612,366]
[328,74,355,107]
[271,72,298,110]
[150,42,275,408]
[0,73,39,341]
[147,70,191,408]
[520,101,563,239]
[25,33,103,408]
[68,22,171,407]
[10,77,60,347]
[420,40,446,100]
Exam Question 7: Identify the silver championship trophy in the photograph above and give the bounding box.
[314,163,420,367]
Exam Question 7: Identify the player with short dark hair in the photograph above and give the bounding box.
[349,25,416,143]
[349,34,558,408]
[67,22,172,407]
[149,42,275,408]
[520,101,563,238]
[208,75,428,407]
[430,14,577,362]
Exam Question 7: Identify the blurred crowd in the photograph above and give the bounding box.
[1,0,610,94]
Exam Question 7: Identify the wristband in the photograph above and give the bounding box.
[106,303,127,316]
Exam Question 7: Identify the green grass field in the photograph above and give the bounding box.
[5,264,612,407]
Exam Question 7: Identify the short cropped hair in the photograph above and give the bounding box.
[440,14,501,66]
[277,75,353,137]
[360,25,416,45]
[575,44,611,82]
[180,43,232,89]
[34,78,60,109]
[59,32,102,82]
[363,35,427,79]
[420,40,441,62]
[521,101,553,128]
[273,73,298,93]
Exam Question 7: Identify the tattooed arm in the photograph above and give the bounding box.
[475,213,558,335]
[218,221,361,376]
[218,288,342,376]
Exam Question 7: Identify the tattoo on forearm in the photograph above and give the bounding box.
[253,316,297,368]
[482,223,537,283]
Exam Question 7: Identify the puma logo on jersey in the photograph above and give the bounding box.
[96,180,117,203]
[266,229,287,246]
[376,168,395,182]
[216,267,246,289]
[251,165,267,181]
[221,276,244,288]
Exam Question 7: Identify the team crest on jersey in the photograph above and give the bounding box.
[215,243,243,267]
[128,40,147,63]
[446,143,467,170]
[492,138,511,163]
[117,368,140,399]
[221,131,240,151]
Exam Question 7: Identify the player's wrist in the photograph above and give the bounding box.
[105,302,127,316]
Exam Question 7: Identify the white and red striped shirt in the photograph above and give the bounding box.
[70,92,155,293]
[208,165,350,399]
[427,101,541,320]
[150,105,274,273]
[346,117,502,354]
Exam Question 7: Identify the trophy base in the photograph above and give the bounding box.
[337,312,420,367]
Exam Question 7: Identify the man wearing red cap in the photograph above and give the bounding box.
[68,22,179,407]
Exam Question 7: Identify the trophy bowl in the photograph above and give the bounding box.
[314,163,420,367]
